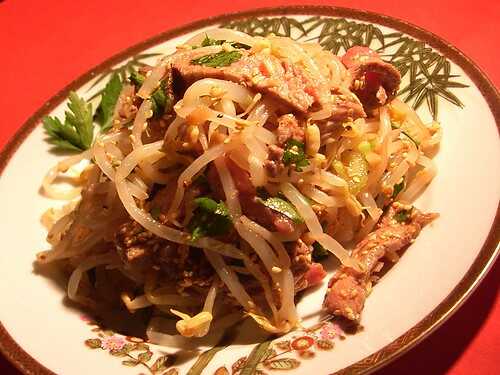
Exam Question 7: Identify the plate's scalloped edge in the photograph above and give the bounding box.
[0,5,498,375]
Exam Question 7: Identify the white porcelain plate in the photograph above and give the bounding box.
[0,6,498,375]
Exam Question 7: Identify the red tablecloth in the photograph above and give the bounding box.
[0,0,498,374]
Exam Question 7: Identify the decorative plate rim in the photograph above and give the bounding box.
[0,5,498,375]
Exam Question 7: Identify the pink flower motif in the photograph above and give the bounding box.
[79,315,92,322]
[101,335,126,351]
[320,322,343,340]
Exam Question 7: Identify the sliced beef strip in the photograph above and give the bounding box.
[172,49,319,113]
[342,46,401,111]
[289,239,327,292]
[263,114,305,177]
[274,114,305,146]
[115,220,174,271]
[264,145,285,178]
[330,88,367,121]
[324,203,437,321]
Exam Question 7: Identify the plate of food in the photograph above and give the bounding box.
[0,6,498,375]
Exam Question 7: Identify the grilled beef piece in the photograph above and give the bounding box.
[114,220,214,290]
[263,114,305,177]
[324,203,437,321]
[342,46,401,111]
[290,239,327,292]
[172,49,321,113]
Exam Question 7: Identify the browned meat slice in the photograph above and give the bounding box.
[342,46,401,111]
[324,203,437,321]
[114,220,214,290]
[274,114,305,146]
[330,88,367,121]
[115,220,174,271]
[172,49,320,113]
[264,145,285,178]
[263,114,304,177]
[290,239,327,292]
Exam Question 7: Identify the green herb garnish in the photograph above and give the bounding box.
[191,51,242,68]
[259,197,303,224]
[95,73,123,132]
[282,139,310,172]
[394,207,413,223]
[128,70,171,118]
[43,91,94,151]
[187,197,232,242]
[198,35,251,50]
[312,242,329,262]
[392,179,405,199]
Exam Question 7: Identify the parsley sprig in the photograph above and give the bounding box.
[394,207,413,223]
[198,35,251,50]
[43,91,94,151]
[187,197,233,242]
[191,51,242,68]
[282,139,310,172]
[312,242,329,262]
[95,73,123,132]
[129,70,170,118]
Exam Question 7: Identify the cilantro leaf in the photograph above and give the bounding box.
[312,242,329,262]
[394,207,413,223]
[392,179,405,199]
[200,35,224,47]
[187,197,232,242]
[95,73,123,132]
[259,197,303,224]
[282,139,310,172]
[129,70,145,87]
[43,91,94,151]
[199,35,250,50]
[128,70,171,118]
[191,51,242,68]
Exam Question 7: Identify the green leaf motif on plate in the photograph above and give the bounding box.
[84,338,102,349]
[264,358,301,370]
[138,350,153,362]
[151,354,172,372]
[122,359,139,367]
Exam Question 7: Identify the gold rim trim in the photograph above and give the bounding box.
[0,6,498,375]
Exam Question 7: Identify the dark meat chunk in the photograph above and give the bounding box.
[275,114,305,146]
[149,182,177,215]
[290,239,327,292]
[264,145,285,177]
[172,49,322,113]
[330,88,367,121]
[342,46,401,111]
[115,220,175,271]
[324,203,437,321]
[263,114,304,176]
[114,220,214,290]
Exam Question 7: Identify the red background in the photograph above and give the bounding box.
[0,0,498,374]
